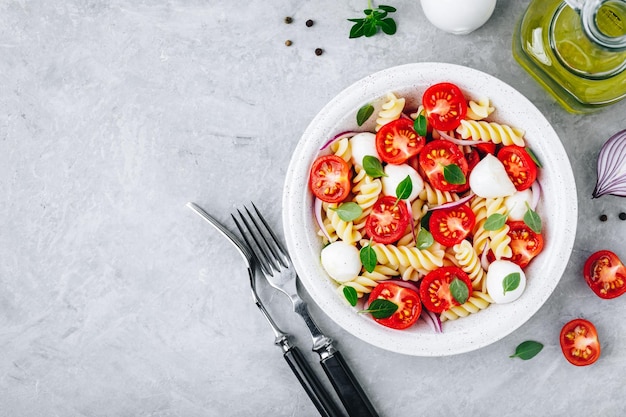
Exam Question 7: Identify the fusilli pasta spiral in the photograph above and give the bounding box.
[456,119,526,147]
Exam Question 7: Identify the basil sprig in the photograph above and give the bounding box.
[443,163,466,185]
[450,277,469,305]
[363,155,386,178]
[343,286,359,306]
[330,202,363,222]
[360,240,377,273]
[510,340,544,360]
[523,203,542,233]
[502,272,521,295]
[484,213,507,231]
[359,298,398,319]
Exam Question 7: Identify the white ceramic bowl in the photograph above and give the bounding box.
[282,63,577,356]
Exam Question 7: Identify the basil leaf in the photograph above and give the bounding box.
[450,277,469,305]
[363,155,386,178]
[331,202,363,222]
[502,272,521,295]
[523,203,542,233]
[483,213,507,231]
[414,113,427,136]
[343,286,358,307]
[363,19,378,37]
[420,211,433,231]
[356,103,374,126]
[510,340,544,360]
[378,5,397,12]
[395,175,413,201]
[363,8,373,15]
[377,18,396,35]
[525,147,543,168]
[360,298,398,319]
[360,243,377,273]
[443,164,466,185]
[416,228,434,249]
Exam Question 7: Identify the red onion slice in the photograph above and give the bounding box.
[314,198,332,241]
[422,308,443,333]
[593,129,626,198]
[320,131,360,151]
[428,192,474,211]
[480,241,490,271]
[435,129,482,146]
[530,180,542,211]
[384,278,421,293]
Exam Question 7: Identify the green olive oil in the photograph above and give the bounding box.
[513,0,626,113]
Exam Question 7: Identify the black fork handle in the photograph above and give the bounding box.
[321,350,380,417]
[284,346,346,417]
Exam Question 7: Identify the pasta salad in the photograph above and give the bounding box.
[309,82,545,331]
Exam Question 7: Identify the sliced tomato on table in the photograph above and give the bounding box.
[365,196,411,244]
[429,204,476,246]
[583,250,626,299]
[375,118,425,165]
[420,266,473,313]
[418,139,469,193]
[367,282,422,330]
[507,221,544,268]
[497,145,538,191]
[560,319,601,366]
[422,82,467,131]
[309,155,351,203]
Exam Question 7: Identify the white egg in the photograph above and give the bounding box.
[505,189,534,220]
[381,164,424,201]
[420,0,497,35]
[350,132,379,167]
[486,260,527,304]
[320,241,362,283]
[469,154,517,198]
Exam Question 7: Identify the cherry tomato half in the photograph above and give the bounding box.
[583,250,626,299]
[560,319,601,366]
[497,146,538,191]
[365,196,411,244]
[420,266,473,313]
[429,204,476,247]
[507,221,544,268]
[422,82,467,131]
[309,155,351,203]
[375,118,425,165]
[367,282,422,329]
[418,139,469,193]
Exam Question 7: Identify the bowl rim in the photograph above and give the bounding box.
[282,62,577,356]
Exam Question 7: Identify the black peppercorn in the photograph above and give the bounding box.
[620,212,626,220]
[306,19,314,27]
[315,48,323,56]
[599,214,608,222]
[284,16,293,24]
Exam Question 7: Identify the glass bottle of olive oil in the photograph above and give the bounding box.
[513,0,626,113]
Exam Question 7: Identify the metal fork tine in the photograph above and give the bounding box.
[241,206,284,272]
[232,211,274,277]
[250,202,290,268]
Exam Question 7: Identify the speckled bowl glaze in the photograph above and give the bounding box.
[282,63,577,356]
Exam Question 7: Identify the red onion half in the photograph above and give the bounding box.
[593,129,626,198]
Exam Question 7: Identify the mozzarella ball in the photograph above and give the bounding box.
[504,189,534,220]
[469,154,516,198]
[381,164,424,201]
[350,132,379,167]
[320,241,362,283]
[486,260,527,303]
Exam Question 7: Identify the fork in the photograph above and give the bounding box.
[233,203,380,417]
[186,202,345,417]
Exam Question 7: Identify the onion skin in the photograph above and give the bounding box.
[593,129,626,198]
